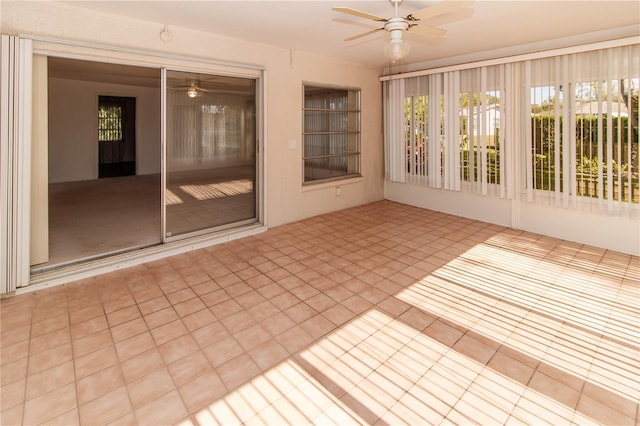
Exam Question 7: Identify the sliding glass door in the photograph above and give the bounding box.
[164,70,257,239]
[27,53,262,276]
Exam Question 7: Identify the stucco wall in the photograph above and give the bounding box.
[385,181,640,256]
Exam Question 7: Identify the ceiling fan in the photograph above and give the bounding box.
[333,0,473,62]
[169,80,212,98]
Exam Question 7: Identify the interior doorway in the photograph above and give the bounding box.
[98,95,136,178]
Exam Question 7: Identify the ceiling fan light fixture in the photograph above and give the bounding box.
[335,0,463,64]
[187,88,198,98]
[384,30,410,62]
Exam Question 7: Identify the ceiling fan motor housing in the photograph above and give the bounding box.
[384,17,410,33]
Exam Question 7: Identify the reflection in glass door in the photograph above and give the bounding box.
[165,71,257,238]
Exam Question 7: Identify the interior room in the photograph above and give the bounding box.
[44,58,163,267]
[41,59,259,269]
[1,1,638,425]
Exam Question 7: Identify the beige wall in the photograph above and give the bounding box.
[387,180,640,256]
[48,78,161,183]
[2,1,385,228]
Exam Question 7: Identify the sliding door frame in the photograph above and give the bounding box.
[161,67,167,243]
[4,35,267,294]
[161,67,262,244]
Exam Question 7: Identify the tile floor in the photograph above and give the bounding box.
[1,200,638,425]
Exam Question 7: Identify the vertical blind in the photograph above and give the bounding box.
[383,43,639,215]
[390,65,510,197]
[0,35,32,293]
[167,89,253,171]
[383,79,406,183]
[525,45,639,213]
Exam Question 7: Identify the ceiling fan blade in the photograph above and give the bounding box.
[333,7,387,22]
[408,0,474,21]
[410,24,447,37]
[168,84,212,94]
[344,28,383,42]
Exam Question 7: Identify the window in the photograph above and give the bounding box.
[97,96,136,178]
[98,102,123,142]
[527,50,639,205]
[384,43,639,213]
[406,94,429,177]
[303,85,360,183]
[401,66,507,195]
[459,68,504,188]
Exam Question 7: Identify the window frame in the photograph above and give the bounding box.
[302,83,361,185]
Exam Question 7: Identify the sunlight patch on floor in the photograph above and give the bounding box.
[181,359,364,426]
[165,188,184,205]
[396,241,640,404]
[184,309,613,425]
[180,179,253,201]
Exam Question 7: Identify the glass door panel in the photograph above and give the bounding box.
[165,71,257,238]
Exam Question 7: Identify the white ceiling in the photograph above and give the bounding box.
[64,1,639,69]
